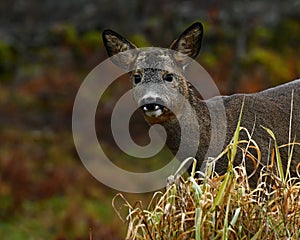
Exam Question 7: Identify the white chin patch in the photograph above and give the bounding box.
[145,109,163,118]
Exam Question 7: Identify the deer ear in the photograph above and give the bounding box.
[102,29,138,69]
[170,22,203,67]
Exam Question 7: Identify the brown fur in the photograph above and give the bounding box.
[102,22,300,187]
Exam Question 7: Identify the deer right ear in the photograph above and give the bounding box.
[102,29,138,69]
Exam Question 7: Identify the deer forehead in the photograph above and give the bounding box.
[135,49,179,73]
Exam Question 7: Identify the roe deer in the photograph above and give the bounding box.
[102,22,300,187]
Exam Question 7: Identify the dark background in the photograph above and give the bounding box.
[0,0,300,239]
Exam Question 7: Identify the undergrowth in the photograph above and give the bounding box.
[113,110,300,240]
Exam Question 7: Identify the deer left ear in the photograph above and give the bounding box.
[170,22,203,66]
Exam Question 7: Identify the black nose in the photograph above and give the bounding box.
[143,103,159,111]
[140,97,165,107]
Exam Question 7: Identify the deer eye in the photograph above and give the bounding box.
[163,73,174,82]
[133,73,142,84]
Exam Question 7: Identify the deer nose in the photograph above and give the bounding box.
[139,97,166,117]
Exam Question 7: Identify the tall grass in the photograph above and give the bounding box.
[113,116,300,239]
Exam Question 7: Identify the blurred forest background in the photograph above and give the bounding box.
[0,0,300,239]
